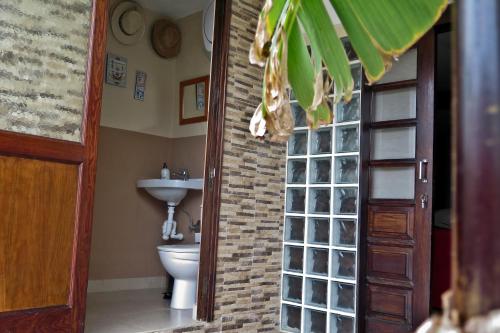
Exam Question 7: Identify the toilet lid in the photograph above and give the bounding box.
[157,244,200,253]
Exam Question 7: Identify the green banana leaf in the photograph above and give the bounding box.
[330,0,388,82]
[287,18,315,108]
[249,0,448,139]
[299,0,353,101]
[347,0,448,55]
[265,0,287,36]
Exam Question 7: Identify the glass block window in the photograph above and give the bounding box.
[281,40,361,333]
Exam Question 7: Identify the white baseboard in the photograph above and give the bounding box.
[87,276,167,293]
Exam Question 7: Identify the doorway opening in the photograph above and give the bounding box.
[430,29,452,313]
[85,1,217,332]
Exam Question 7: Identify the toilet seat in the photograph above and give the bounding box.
[157,244,199,261]
[157,244,199,253]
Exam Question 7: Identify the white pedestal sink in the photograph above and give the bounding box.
[136,178,203,205]
[136,178,203,240]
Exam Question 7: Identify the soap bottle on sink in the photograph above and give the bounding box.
[160,163,170,179]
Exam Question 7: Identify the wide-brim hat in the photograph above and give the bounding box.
[110,1,145,45]
[151,19,181,59]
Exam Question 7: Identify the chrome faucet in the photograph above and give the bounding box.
[171,169,190,181]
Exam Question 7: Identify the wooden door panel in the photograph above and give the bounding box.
[368,206,415,243]
[367,245,413,286]
[367,285,412,324]
[366,317,411,333]
[0,157,78,311]
[0,156,78,312]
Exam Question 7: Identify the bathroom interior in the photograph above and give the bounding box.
[85,0,214,332]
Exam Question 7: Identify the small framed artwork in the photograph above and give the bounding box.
[105,53,127,87]
[195,81,205,111]
[179,75,209,125]
[134,70,147,101]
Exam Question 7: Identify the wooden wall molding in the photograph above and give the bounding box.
[71,0,108,331]
[0,130,84,164]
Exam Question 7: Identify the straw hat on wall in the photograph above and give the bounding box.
[151,19,181,59]
[110,1,145,45]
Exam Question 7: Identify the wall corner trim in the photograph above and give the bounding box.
[87,276,167,293]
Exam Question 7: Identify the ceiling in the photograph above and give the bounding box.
[136,0,211,19]
[136,0,340,23]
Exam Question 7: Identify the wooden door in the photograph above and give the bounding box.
[359,32,435,332]
[0,1,107,332]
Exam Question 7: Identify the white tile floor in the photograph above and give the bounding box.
[85,289,195,333]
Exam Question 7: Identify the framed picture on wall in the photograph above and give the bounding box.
[179,75,209,125]
[134,70,147,101]
[195,81,206,111]
[105,53,127,87]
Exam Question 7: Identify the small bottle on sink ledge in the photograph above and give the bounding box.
[160,162,170,179]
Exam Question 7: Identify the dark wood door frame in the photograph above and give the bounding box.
[413,32,436,326]
[0,0,108,332]
[197,0,232,322]
[72,1,108,330]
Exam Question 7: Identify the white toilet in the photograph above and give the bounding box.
[157,244,200,309]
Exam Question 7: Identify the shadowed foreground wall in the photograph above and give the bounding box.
[162,0,286,332]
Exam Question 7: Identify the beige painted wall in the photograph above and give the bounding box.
[90,127,170,279]
[100,1,174,137]
[100,0,210,138]
[168,135,207,247]
[169,12,211,138]
[89,127,206,280]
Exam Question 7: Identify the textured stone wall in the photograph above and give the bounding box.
[0,1,92,142]
[161,0,286,332]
